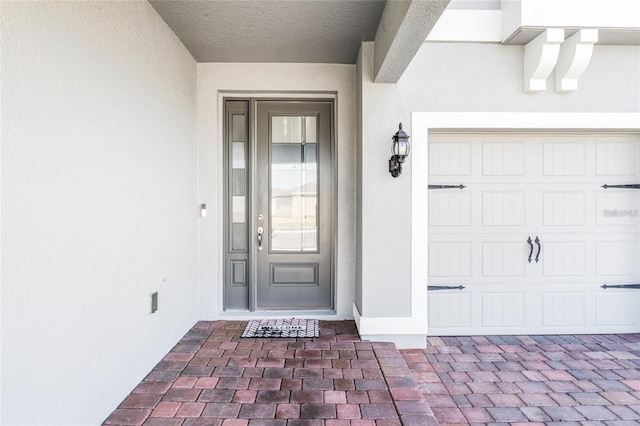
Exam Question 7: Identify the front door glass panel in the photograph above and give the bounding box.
[270,116,318,252]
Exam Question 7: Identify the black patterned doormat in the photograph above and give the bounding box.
[241,319,319,338]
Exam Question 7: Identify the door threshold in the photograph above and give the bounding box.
[217,310,338,320]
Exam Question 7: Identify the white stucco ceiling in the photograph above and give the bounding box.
[149,0,387,64]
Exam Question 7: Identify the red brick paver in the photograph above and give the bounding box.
[403,333,640,425]
[103,321,438,426]
[104,324,640,425]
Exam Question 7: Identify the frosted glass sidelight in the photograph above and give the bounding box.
[232,223,246,251]
[232,142,245,169]
[232,169,245,196]
[232,114,245,142]
[232,196,245,223]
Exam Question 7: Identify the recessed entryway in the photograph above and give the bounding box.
[223,99,335,311]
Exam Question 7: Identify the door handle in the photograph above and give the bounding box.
[527,236,533,263]
[534,236,541,263]
[257,225,264,251]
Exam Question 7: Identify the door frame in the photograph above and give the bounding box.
[222,95,337,313]
[410,112,640,334]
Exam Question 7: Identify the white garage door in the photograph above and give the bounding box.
[427,133,640,335]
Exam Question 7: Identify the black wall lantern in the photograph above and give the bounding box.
[389,123,410,177]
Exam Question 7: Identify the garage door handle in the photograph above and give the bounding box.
[534,236,541,263]
[527,237,533,263]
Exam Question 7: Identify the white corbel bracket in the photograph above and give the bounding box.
[556,29,599,92]
[524,28,564,93]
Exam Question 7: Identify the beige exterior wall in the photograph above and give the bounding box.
[1,2,198,424]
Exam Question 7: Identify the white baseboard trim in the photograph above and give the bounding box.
[352,303,428,335]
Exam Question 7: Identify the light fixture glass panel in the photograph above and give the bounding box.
[397,140,409,156]
[272,116,303,143]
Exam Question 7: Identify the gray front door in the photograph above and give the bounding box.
[255,101,333,309]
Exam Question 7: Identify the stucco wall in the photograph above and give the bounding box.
[357,41,640,319]
[197,63,356,319]
[1,2,198,424]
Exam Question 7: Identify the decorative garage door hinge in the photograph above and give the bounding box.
[428,184,466,190]
[601,184,640,189]
[427,285,466,291]
[601,284,640,289]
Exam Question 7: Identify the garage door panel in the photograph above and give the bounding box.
[543,143,586,176]
[596,192,639,226]
[542,242,586,277]
[428,293,472,328]
[428,242,472,277]
[596,142,638,176]
[482,293,525,327]
[482,242,526,277]
[542,292,585,327]
[595,241,637,276]
[482,192,526,226]
[428,285,640,335]
[482,142,525,176]
[429,141,472,176]
[596,292,638,326]
[429,192,471,226]
[543,192,586,226]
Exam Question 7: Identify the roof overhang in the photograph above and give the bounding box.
[148,0,387,64]
[502,0,640,45]
[149,0,451,83]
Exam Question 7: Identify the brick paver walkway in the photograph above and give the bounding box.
[104,321,437,426]
[402,334,640,425]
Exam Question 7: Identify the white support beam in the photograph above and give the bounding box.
[427,9,502,43]
[524,28,564,93]
[373,0,450,83]
[504,0,640,41]
[556,29,599,92]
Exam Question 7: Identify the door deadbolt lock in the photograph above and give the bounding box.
[257,225,264,251]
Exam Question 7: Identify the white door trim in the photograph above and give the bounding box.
[411,112,640,332]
